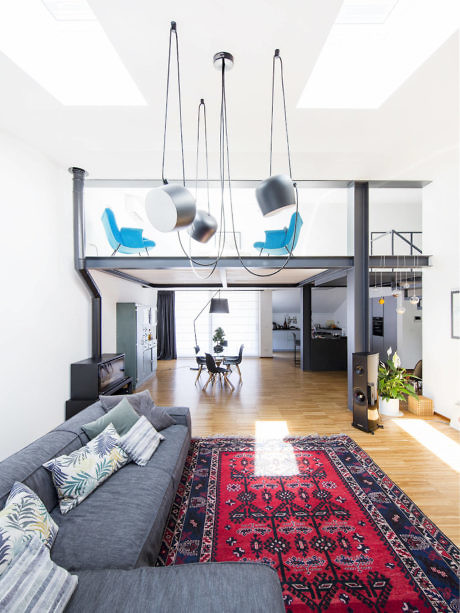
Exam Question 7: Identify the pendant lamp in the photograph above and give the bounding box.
[188,99,218,243]
[256,49,296,217]
[145,22,196,232]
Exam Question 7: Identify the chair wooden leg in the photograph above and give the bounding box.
[203,373,213,391]
[236,363,242,381]
[195,365,202,384]
[224,373,234,390]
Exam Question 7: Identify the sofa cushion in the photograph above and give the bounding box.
[0,431,84,512]
[67,563,285,613]
[148,425,190,491]
[100,391,177,431]
[82,398,140,439]
[119,416,164,466]
[5,482,58,549]
[0,534,78,613]
[50,462,174,571]
[44,424,129,515]
[55,403,106,443]
[161,406,191,431]
[0,504,30,577]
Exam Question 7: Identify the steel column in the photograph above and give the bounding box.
[347,182,369,410]
[300,286,312,371]
[70,167,102,359]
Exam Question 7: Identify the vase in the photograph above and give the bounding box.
[379,397,403,417]
[214,345,223,354]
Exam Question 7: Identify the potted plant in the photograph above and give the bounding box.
[212,327,227,353]
[378,348,418,416]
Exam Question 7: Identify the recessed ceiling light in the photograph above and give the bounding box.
[0,0,146,106]
[41,0,95,21]
[336,0,399,25]
[298,0,460,109]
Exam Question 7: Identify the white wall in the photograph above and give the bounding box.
[91,271,157,353]
[422,148,460,419]
[259,290,273,357]
[312,287,347,334]
[0,131,91,460]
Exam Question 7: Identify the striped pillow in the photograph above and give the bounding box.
[119,415,164,466]
[0,535,77,613]
[5,482,58,549]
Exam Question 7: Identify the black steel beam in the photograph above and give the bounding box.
[300,286,312,371]
[70,167,101,359]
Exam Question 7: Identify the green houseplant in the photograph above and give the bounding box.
[378,348,418,416]
[212,327,227,353]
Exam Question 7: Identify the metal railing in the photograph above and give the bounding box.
[370,230,422,255]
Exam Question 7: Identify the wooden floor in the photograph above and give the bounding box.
[139,353,460,545]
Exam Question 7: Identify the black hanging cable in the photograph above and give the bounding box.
[224,49,300,277]
[168,24,225,273]
[269,49,292,179]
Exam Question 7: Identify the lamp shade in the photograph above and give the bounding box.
[188,209,218,243]
[256,174,296,217]
[209,298,229,313]
[145,183,196,232]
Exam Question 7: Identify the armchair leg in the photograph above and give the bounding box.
[259,248,263,255]
[111,245,121,256]
[145,247,150,256]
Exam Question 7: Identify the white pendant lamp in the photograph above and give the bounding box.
[145,22,196,232]
[188,99,218,243]
[256,49,296,217]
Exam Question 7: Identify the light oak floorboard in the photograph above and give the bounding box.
[139,353,460,545]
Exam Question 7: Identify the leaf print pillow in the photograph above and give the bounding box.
[5,482,58,550]
[43,423,129,514]
[0,503,30,577]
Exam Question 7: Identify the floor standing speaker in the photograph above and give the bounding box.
[352,352,382,434]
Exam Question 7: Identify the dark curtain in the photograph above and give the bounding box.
[157,291,177,360]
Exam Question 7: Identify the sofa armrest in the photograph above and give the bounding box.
[159,406,191,432]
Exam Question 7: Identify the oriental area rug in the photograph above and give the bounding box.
[156,436,459,612]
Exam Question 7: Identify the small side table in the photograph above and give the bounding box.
[408,395,434,416]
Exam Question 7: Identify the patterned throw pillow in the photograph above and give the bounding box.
[0,534,78,613]
[43,424,129,514]
[0,506,29,577]
[5,482,58,549]
[119,416,164,466]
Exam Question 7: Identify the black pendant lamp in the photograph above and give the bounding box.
[145,22,196,232]
[256,49,296,217]
[188,99,218,243]
[209,291,229,313]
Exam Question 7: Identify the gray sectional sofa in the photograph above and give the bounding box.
[0,401,285,612]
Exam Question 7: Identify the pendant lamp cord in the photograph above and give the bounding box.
[269,49,293,178]
[224,50,299,277]
[161,21,186,187]
[195,99,211,213]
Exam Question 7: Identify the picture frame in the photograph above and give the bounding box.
[452,290,460,339]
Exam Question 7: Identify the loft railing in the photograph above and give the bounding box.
[370,230,422,255]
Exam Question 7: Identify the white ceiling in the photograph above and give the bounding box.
[0,0,458,180]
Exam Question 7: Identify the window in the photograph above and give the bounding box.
[175,291,260,357]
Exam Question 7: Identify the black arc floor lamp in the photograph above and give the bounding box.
[193,290,229,349]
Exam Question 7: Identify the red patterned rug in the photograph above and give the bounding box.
[157,436,459,612]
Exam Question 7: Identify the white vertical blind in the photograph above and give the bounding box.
[175,291,260,357]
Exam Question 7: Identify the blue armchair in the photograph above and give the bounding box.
[101,208,156,256]
[253,212,303,255]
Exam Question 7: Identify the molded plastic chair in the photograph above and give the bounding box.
[253,212,303,255]
[101,208,156,256]
[223,345,244,382]
[194,345,207,384]
[203,354,234,391]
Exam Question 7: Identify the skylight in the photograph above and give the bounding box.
[298,0,460,109]
[0,0,146,106]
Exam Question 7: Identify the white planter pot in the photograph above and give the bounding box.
[379,397,403,417]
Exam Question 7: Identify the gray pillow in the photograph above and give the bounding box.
[100,390,176,431]
[99,389,151,414]
[82,397,140,439]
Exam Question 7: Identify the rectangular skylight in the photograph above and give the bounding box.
[298,0,460,109]
[0,0,146,106]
